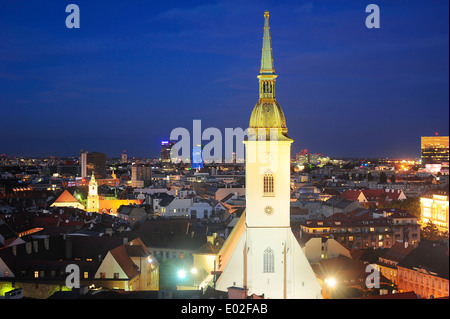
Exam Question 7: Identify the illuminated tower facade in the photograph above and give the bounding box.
[87,173,99,212]
[216,12,322,299]
[421,136,449,167]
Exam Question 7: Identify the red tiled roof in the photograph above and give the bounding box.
[361,189,385,200]
[340,190,364,201]
[378,241,415,263]
[54,189,80,204]
[110,245,139,279]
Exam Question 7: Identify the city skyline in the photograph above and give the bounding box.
[1,0,448,159]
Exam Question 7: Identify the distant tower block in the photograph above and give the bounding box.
[215,12,323,299]
[121,151,128,163]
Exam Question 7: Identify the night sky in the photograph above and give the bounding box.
[1,0,448,159]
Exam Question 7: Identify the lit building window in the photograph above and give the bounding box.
[263,171,274,196]
[263,247,274,273]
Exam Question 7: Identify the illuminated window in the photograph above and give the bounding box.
[263,247,274,273]
[34,271,39,278]
[263,172,274,196]
[84,272,89,279]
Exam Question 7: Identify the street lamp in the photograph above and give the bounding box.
[177,269,187,279]
[325,277,336,288]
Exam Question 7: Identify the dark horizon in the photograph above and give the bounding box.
[1,1,448,159]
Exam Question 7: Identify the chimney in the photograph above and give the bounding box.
[33,240,38,253]
[123,237,128,245]
[12,245,17,256]
[207,233,217,245]
[65,237,73,260]
[44,237,50,250]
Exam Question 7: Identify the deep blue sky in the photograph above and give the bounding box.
[1,0,448,159]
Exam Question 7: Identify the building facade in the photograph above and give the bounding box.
[300,209,420,249]
[131,164,152,188]
[397,243,449,299]
[421,136,449,167]
[420,190,449,232]
[80,150,107,179]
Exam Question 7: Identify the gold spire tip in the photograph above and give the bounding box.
[264,11,269,19]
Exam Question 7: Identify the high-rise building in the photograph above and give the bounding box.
[121,151,128,163]
[80,150,107,179]
[192,144,203,169]
[215,12,322,299]
[160,141,175,163]
[131,164,152,188]
[421,136,449,167]
[80,149,87,178]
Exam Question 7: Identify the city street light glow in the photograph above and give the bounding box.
[178,269,186,279]
[325,278,336,288]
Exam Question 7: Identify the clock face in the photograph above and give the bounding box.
[264,206,274,216]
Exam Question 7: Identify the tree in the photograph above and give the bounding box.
[390,174,396,183]
[422,220,445,242]
[378,197,421,219]
[379,171,387,184]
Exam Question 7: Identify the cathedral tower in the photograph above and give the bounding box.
[215,12,322,299]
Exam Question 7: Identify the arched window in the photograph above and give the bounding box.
[263,171,274,196]
[263,247,274,273]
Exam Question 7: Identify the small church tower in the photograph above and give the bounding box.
[87,173,99,213]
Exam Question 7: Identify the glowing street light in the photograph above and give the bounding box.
[177,269,187,279]
[325,278,336,288]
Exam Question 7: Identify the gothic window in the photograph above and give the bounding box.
[263,247,274,273]
[263,171,274,196]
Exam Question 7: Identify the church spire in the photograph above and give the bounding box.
[258,11,277,100]
[250,11,290,137]
[260,11,275,75]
